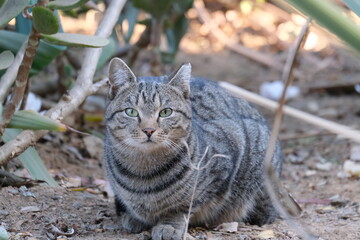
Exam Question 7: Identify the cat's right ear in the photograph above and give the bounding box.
[108,58,136,100]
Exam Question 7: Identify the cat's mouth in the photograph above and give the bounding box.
[143,138,156,144]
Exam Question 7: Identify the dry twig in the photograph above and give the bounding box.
[0,0,126,166]
[261,17,315,240]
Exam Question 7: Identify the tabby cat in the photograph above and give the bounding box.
[104,58,282,240]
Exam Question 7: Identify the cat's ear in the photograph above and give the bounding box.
[168,63,191,99]
[108,58,136,99]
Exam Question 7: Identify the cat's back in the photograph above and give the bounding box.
[189,77,265,123]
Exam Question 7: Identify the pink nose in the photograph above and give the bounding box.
[142,128,156,138]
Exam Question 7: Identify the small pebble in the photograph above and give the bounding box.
[20,206,41,213]
[72,201,82,209]
[315,162,332,171]
[0,210,9,216]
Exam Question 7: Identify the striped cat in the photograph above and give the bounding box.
[104,58,282,240]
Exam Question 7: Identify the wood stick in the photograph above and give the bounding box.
[219,81,360,143]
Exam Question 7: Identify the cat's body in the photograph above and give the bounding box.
[104,58,282,240]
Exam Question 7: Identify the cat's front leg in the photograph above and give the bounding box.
[120,212,150,234]
[151,217,189,240]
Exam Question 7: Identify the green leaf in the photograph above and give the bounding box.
[40,33,109,47]
[172,0,193,15]
[133,0,174,19]
[0,0,29,27]
[166,15,188,54]
[0,30,63,76]
[119,1,139,43]
[96,37,116,70]
[0,0,6,9]
[8,110,67,131]
[47,0,88,10]
[0,225,10,240]
[0,50,14,70]
[286,0,360,53]
[32,6,60,34]
[344,0,360,17]
[2,129,58,187]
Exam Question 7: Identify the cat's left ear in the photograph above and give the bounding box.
[168,63,191,99]
[108,58,136,100]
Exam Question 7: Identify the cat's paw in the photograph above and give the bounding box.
[120,213,149,233]
[151,224,184,240]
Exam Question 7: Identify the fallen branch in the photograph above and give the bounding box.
[220,81,360,143]
[0,0,126,166]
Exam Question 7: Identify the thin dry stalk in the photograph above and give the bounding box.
[263,18,316,239]
[0,0,126,167]
[182,142,229,240]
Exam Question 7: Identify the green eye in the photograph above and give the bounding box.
[125,108,139,117]
[159,108,173,118]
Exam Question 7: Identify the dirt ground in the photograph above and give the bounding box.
[2,4,360,240]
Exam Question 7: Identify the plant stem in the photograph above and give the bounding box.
[150,18,163,75]
[0,27,40,136]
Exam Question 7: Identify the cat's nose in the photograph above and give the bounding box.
[142,128,156,138]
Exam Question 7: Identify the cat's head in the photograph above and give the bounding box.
[105,58,191,154]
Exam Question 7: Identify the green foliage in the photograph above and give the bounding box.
[0,225,10,240]
[119,1,139,43]
[344,0,360,17]
[40,33,109,47]
[32,6,60,34]
[121,0,193,64]
[0,0,30,27]
[8,110,67,131]
[0,50,14,70]
[47,0,88,11]
[2,129,58,187]
[0,0,5,8]
[133,0,173,19]
[286,0,360,53]
[97,37,116,70]
[0,30,63,75]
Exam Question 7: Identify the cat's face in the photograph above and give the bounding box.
[105,58,191,154]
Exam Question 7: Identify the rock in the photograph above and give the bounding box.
[215,222,238,233]
[343,160,360,177]
[338,208,357,219]
[20,206,41,213]
[83,135,104,160]
[350,145,360,161]
[315,162,332,171]
[0,210,9,216]
[72,201,82,209]
[19,186,36,198]
[258,230,275,239]
[305,170,317,177]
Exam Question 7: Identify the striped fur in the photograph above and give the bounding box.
[104,58,282,240]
